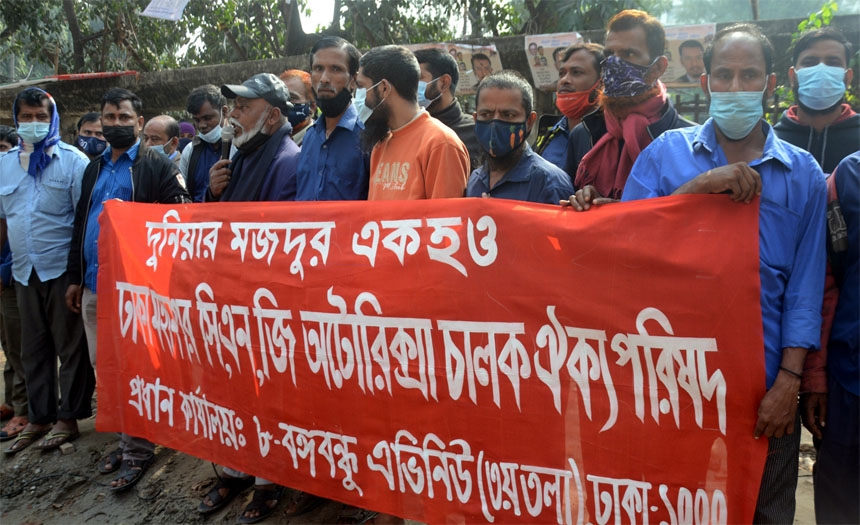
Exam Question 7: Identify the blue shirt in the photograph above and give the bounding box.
[0,142,87,284]
[622,120,827,388]
[828,152,859,394]
[538,117,569,170]
[84,141,139,291]
[467,144,574,205]
[296,103,369,201]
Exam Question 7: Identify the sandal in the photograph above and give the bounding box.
[35,429,80,451]
[236,485,284,524]
[4,427,49,455]
[98,448,124,474]
[0,403,13,420]
[282,490,325,517]
[197,474,254,515]
[109,456,154,493]
[0,416,28,441]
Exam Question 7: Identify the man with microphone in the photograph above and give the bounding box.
[205,73,299,202]
[197,72,300,523]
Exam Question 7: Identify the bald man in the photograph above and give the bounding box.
[142,115,182,167]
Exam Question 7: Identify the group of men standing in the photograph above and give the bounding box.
[0,7,856,525]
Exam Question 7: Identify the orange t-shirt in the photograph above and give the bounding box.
[368,111,469,200]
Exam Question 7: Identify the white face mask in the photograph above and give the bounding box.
[354,81,385,124]
[197,124,222,144]
[17,122,50,144]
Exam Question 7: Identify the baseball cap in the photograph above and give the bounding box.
[221,73,294,115]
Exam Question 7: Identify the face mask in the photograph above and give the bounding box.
[102,125,137,149]
[555,80,600,121]
[796,63,847,110]
[77,135,106,156]
[708,77,766,140]
[316,87,353,118]
[17,122,50,144]
[197,124,222,144]
[418,78,442,108]
[149,144,170,158]
[287,103,313,128]
[601,55,655,98]
[475,119,528,158]
[355,81,385,124]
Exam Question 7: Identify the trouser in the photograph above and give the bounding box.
[753,413,801,524]
[222,466,272,486]
[813,377,860,524]
[17,270,94,425]
[1,285,27,416]
[83,287,154,462]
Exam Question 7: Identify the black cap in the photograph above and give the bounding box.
[222,73,293,115]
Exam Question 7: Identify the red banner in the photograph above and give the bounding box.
[96,195,767,524]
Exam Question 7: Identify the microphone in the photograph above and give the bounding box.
[220,125,234,160]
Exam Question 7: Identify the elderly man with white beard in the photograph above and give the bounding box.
[197,72,299,523]
[205,73,299,202]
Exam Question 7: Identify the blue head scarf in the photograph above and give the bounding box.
[13,87,61,177]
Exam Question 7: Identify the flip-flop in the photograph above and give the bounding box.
[283,490,325,517]
[4,428,49,455]
[34,429,80,451]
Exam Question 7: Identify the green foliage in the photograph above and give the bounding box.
[503,0,671,36]
[0,0,186,77]
[792,0,838,41]
[673,0,834,24]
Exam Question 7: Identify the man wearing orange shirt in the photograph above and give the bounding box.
[356,45,469,201]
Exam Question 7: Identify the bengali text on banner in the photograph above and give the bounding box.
[95,195,768,524]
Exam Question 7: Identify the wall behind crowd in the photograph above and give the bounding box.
[0,14,857,143]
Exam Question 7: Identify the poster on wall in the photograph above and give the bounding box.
[524,32,584,91]
[443,43,503,95]
[664,24,716,86]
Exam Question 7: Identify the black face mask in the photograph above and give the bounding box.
[315,87,352,118]
[102,125,137,149]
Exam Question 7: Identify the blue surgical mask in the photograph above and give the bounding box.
[475,119,528,158]
[198,125,222,144]
[417,78,442,108]
[354,81,384,124]
[708,76,766,140]
[149,144,170,158]
[796,63,847,110]
[77,135,107,156]
[287,102,312,129]
[17,122,50,144]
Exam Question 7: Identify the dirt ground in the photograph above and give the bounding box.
[0,356,818,525]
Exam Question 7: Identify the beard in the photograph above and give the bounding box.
[231,111,268,148]
[360,103,391,152]
[599,84,662,118]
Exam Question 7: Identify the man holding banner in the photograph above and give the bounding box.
[66,87,190,490]
[621,24,827,523]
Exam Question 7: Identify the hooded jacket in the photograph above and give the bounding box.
[774,104,860,174]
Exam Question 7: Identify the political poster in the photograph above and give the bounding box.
[525,32,584,91]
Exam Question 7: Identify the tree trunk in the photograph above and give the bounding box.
[62,0,85,72]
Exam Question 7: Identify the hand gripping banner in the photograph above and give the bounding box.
[95,195,767,524]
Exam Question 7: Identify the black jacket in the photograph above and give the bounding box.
[431,100,483,170]
[67,145,191,285]
[564,98,695,179]
[774,106,860,174]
